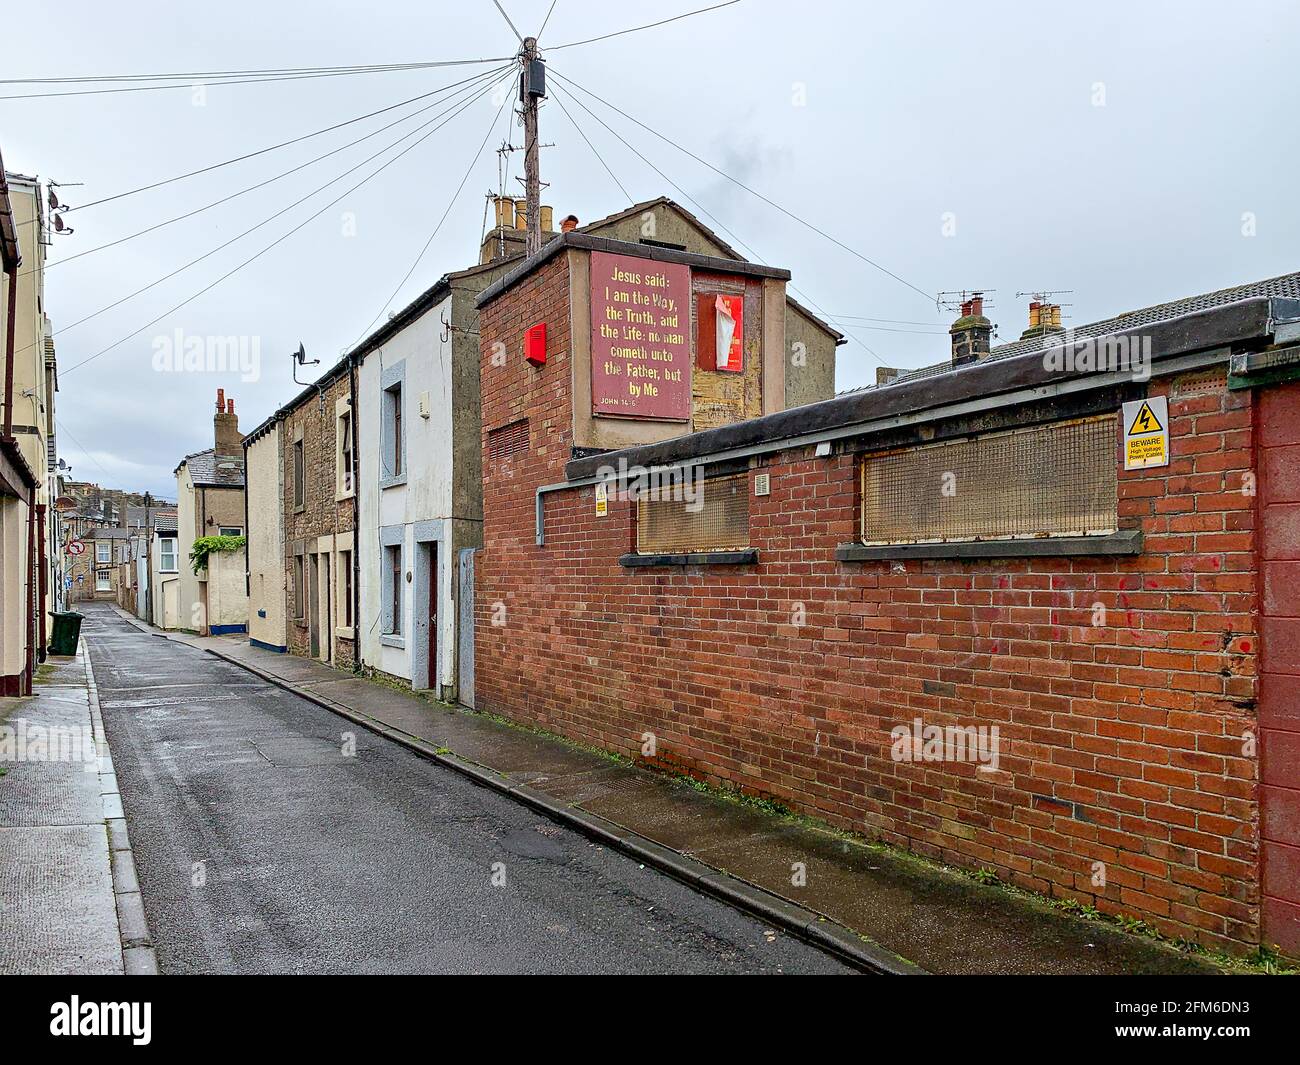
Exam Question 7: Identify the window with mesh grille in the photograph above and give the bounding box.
[636,472,750,554]
[488,418,529,462]
[860,414,1118,544]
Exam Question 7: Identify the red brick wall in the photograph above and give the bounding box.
[477,262,1264,952]
[1258,379,1300,955]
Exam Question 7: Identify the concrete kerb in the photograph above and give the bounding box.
[163,635,922,975]
[82,642,159,976]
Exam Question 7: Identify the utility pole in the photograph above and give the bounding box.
[520,36,544,256]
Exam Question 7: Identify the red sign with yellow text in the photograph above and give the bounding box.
[590,251,691,421]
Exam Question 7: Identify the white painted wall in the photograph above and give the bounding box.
[174,465,199,632]
[245,428,286,650]
[357,294,458,691]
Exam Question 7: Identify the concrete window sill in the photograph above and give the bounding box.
[379,633,405,649]
[834,529,1143,562]
[334,626,355,640]
[379,476,407,491]
[619,549,759,568]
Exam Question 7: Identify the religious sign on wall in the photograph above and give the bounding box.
[590,251,691,421]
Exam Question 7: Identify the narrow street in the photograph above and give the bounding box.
[80,605,848,975]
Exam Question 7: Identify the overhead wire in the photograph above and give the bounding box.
[54,69,516,376]
[545,80,891,367]
[353,88,513,342]
[549,67,934,307]
[37,66,513,272]
[547,1,742,50]
[66,65,511,213]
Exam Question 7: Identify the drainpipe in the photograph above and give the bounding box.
[36,502,47,661]
[349,356,362,670]
[242,437,251,598]
[3,266,16,440]
[25,492,35,691]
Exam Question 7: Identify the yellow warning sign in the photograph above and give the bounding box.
[1122,396,1169,470]
[594,481,609,516]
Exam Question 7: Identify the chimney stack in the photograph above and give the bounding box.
[214,388,241,456]
[949,295,992,367]
[1020,300,1065,341]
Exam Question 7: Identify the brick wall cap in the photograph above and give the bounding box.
[566,295,1284,481]
[475,231,792,310]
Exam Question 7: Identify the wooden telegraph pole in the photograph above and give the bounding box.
[520,36,544,256]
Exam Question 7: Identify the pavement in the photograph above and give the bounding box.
[82,604,850,974]
[0,641,156,975]
[103,604,1225,976]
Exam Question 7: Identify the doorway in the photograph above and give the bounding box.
[319,552,332,664]
[307,553,319,658]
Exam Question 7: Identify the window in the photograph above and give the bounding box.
[95,569,111,592]
[293,438,305,508]
[384,544,403,635]
[96,541,111,564]
[159,537,178,572]
[218,526,242,536]
[636,472,750,554]
[292,556,305,622]
[859,414,1119,545]
[388,384,403,478]
[337,408,354,496]
[338,549,353,628]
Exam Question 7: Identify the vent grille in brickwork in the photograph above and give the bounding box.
[488,418,529,462]
[637,472,750,554]
[861,414,1119,544]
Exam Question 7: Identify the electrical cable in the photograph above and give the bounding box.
[66,65,511,213]
[50,70,515,375]
[39,66,512,271]
[59,72,512,377]
[353,89,513,341]
[549,67,934,306]
[547,1,742,50]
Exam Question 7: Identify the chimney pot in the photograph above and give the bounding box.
[216,387,225,412]
[560,214,579,233]
[227,398,235,414]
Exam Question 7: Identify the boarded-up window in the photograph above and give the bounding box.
[637,472,750,554]
[861,415,1118,544]
[488,418,529,462]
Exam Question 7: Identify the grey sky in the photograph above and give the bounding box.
[4,0,1297,499]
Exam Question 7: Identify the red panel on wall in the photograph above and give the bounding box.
[695,293,743,372]
[589,251,691,421]
[524,321,546,366]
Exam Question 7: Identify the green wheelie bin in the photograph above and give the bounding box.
[48,611,85,656]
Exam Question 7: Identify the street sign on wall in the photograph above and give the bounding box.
[590,251,692,421]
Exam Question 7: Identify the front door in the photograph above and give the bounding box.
[427,544,438,697]
[319,553,331,663]
[307,553,319,658]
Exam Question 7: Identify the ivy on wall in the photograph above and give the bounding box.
[189,534,246,575]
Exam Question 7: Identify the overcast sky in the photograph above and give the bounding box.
[4,0,1297,499]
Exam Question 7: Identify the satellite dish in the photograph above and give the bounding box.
[48,187,60,210]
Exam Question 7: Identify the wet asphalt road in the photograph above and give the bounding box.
[82,606,848,975]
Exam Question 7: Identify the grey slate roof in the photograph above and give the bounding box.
[178,448,245,487]
[848,269,1300,394]
[153,513,177,534]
